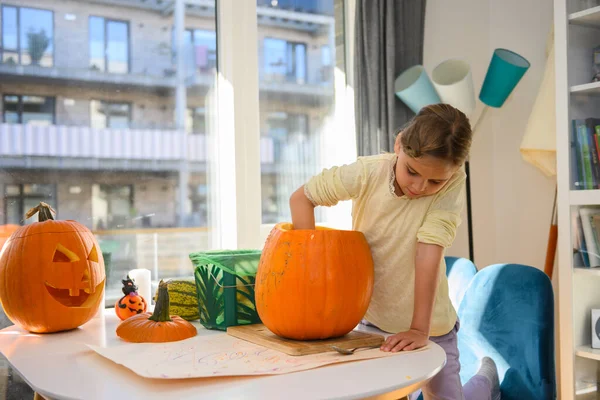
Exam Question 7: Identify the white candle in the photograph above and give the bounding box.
[128,268,152,306]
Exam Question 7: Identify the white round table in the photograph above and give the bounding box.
[0,310,445,400]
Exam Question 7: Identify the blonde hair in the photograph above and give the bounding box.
[399,104,472,166]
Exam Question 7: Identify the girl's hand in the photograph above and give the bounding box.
[380,329,428,352]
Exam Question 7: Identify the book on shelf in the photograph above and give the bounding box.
[574,206,600,267]
[571,118,600,190]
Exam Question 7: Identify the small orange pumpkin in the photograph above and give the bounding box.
[116,280,197,343]
[255,223,374,340]
[0,202,106,333]
[115,275,147,321]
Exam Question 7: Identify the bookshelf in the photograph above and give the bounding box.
[556,1,600,398]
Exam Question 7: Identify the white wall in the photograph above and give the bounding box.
[424,0,555,270]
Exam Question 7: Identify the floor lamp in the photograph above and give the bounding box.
[394,49,531,262]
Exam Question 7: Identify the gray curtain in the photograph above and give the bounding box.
[354,0,427,156]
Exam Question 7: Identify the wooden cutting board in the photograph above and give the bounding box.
[227,324,385,356]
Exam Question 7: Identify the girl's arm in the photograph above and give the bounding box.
[289,159,366,230]
[381,242,443,352]
[290,185,316,230]
[411,242,444,335]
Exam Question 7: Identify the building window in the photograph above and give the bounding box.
[4,184,56,225]
[1,6,54,67]
[263,38,307,84]
[90,100,131,129]
[2,95,55,125]
[173,28,217,73]
[186,107,206,134]
[89,17,130,73]
[92,184,133,230]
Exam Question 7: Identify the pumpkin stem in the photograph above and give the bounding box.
[148,280,171,322]
[25,202,56,222]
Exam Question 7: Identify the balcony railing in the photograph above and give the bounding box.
[0,123,275,163]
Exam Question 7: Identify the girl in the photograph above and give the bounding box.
[289,104,500,400]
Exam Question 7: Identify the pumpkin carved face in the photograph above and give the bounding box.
[45,242,104,308]
[0,203,106,333]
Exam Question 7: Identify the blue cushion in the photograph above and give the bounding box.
[457,264,556,400]
[445,256,477,311]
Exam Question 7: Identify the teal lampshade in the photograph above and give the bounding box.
[479,48,530,108]
[394,65,441,114]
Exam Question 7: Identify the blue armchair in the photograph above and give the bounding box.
[416,261,556,400]
[457,264,556,400]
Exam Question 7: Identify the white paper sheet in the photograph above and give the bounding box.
[88,333,426,379]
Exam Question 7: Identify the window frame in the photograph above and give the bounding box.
[0,5,55,67]
[2,93,56,124]
[88,16,131,74]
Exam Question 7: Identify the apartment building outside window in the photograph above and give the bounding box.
[1,5,54,67]
[2,95,55,125]
[0,0,351,307]
[89,16,130,73]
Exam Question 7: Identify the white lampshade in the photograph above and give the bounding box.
[431,59,476,117]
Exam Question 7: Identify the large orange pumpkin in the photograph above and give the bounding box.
[0,202,106,333]
[255,223,374,340]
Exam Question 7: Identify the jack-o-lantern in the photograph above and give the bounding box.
[0,202,106,333]
[115,275,147,320]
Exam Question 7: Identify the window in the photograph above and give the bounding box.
[0,1,352,308]
[89,17,129,73]
[1,6,54,67]
[259,1,344,224]
[90,100,131,129]
[263,38,307,83]
[173,28,217,74]
[4,184,56,225]
[3,95,55,125]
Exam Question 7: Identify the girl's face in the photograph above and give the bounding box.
[393,135,460,199]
